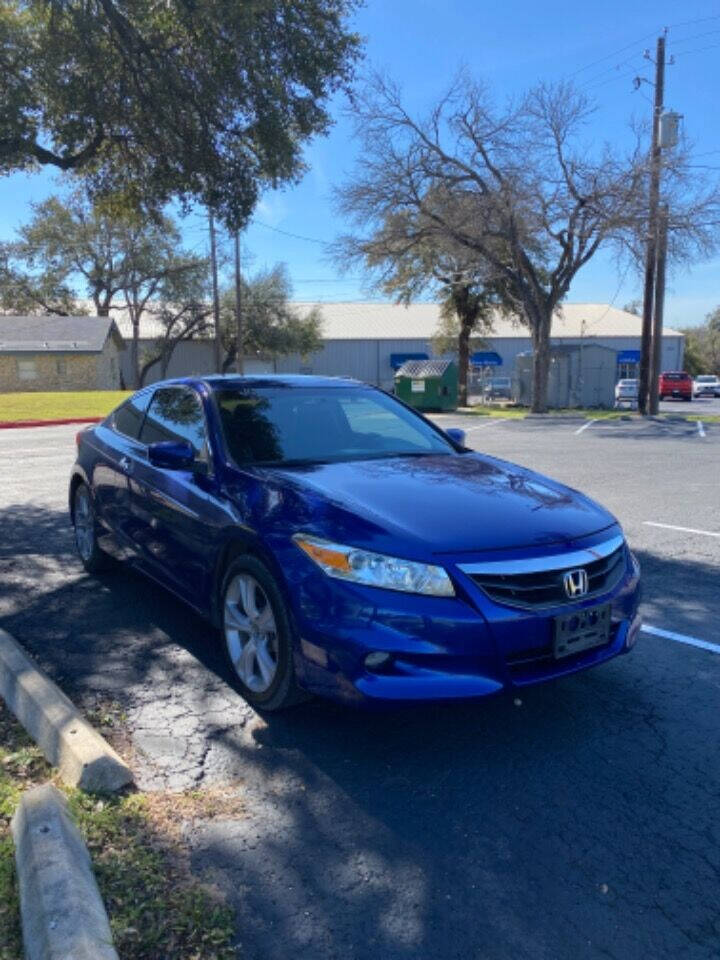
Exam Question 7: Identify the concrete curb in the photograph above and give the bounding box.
[11,783,119,960]
[0,628,133,793]
[0,416,103,430]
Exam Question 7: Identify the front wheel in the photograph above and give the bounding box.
[220,555,305,711]
[72,483,111,573]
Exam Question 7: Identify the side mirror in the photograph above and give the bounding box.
[445,427,466,446]
[148,440,195,470]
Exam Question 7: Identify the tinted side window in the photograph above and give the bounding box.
[113,392,151,439]
[140,388,209,459]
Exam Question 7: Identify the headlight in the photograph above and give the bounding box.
[293,535,455,597]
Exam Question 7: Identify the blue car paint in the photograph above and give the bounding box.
[70,375,641,706]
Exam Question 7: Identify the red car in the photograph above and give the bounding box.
[659,371,692,401]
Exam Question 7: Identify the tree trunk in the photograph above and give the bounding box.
[130,316,140,389]
[138,353,161,386]
[457,316,472,407]
[530,312,552,413]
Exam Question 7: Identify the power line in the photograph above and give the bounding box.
[672,42,720,57]
[580,50,648,89]
[250,219,328,245]
[668,26,720,46]
[584,67,645,92]
[566,14,720,87]
[667,13,720,29]
[566,30,657,79]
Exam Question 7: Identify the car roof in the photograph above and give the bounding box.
[152,374,365,391]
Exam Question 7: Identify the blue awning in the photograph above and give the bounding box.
[471,351,503,367]
[390,351,429,370]
[617,349,641,363]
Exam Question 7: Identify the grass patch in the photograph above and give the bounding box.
[0,391,129,422]
[459,405,629,419]
[0,701,237,960]
[457,405,720,423]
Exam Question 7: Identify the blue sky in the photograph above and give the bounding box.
[1,0,719,328]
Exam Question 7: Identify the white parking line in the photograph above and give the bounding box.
[641,624,720,654]
[574,419,597,435]
[643,521,720,538]
[696,420,706,438]
[463,419,505,434]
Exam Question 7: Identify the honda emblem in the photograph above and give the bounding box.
[563,568,589,599]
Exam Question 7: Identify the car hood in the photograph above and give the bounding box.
[266,453,617,554]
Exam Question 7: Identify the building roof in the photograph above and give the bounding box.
[290,302,683,340]
[395,358,455,378]
[0,315,123,353]
[100,300,683,342]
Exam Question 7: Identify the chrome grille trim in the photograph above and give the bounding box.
[456,534,625,576]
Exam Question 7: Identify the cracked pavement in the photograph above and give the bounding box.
[1,419,719,959]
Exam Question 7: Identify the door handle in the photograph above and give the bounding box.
[119,456,133,473]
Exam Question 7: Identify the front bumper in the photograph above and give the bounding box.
[281,535,642,705]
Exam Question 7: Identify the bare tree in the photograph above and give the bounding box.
[335,214,505,403]
[138,303,213,385]
[337,75,720,411]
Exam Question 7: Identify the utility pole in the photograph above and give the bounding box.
[234,231,244,375]
[209,211,222,373]
[638,33,666,415]
[648,204,669,415]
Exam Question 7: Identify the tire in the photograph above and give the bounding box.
[220,555,305,711]
[72,483,111,573]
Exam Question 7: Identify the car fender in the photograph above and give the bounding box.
[209,526,298,630]
[68,465,91,519]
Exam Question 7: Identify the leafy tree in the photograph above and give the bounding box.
[219,264,323,371]
[0,191,209,385]
[337,74,720,411]
[137,274,213,386]
[0,0,361,227]
[681,307,720,375]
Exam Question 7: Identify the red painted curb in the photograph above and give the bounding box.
[0,417,103,430]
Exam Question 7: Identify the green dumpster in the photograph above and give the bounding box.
[394,359,458,411]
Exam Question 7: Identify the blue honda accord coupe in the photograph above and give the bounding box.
[69,375,641,710]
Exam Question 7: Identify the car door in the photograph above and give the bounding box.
[89,390,153,543]
[129,385,230,605]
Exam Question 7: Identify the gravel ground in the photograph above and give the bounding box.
[1,418,719,960]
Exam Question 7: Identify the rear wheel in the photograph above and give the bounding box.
[72,484,111,573]
[220,555,305,711]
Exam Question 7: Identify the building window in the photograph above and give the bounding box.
[17,359,37,381]
[56,358,67,377]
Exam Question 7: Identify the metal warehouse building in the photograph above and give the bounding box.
[115,301,684,390]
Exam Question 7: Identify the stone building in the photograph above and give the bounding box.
[0,315,124,392]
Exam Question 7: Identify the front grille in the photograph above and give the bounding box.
[470,545,626,610]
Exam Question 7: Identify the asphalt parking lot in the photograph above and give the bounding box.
[1,417,719,960]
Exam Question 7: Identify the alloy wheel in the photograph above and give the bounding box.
[224,573,279,693]
[74,487,95,562]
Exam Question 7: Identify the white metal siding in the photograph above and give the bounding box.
[122,333,684,387]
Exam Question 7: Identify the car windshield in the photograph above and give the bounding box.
[662,373,688,381]
[490,378,510,386]
[618,380,637,386]
[214,385,457,466]
[696,376,716,382]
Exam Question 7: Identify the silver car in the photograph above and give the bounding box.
[614,378,638,408]
[693,374,720,398]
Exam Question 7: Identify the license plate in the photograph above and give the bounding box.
[553,604,611,659]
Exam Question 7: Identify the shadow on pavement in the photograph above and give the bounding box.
[1,505,719,960]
